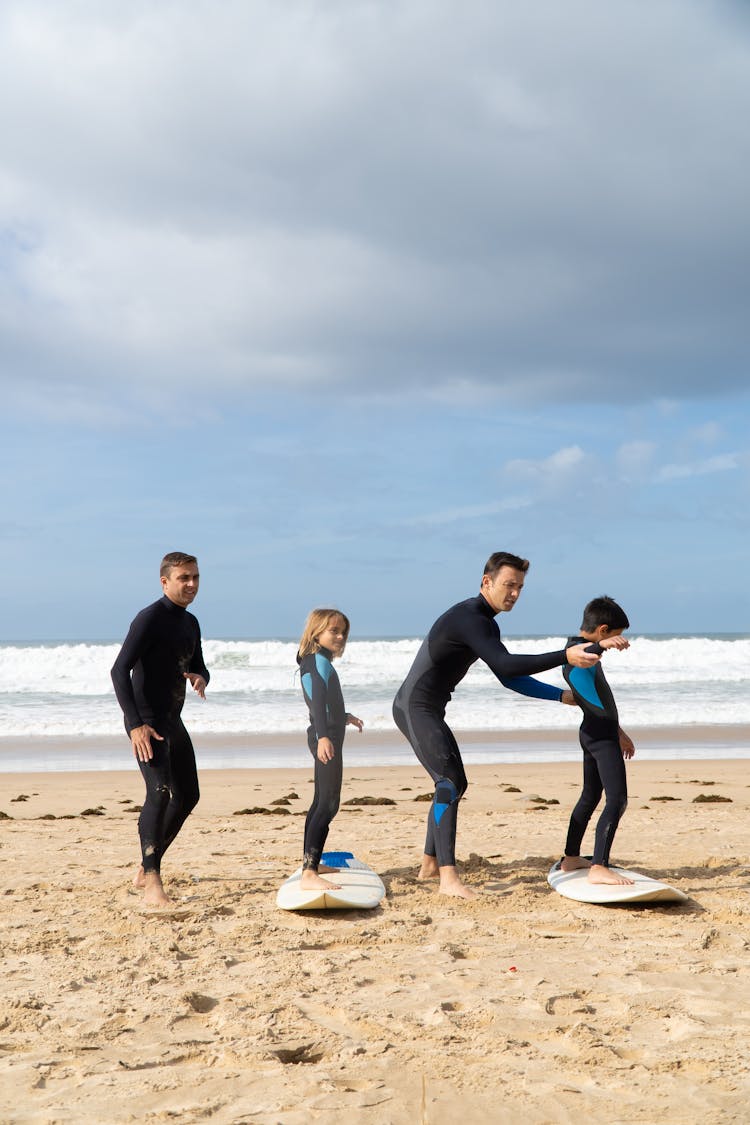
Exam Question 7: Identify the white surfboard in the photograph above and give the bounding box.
[547,860,688,905]
[276,851,386,911]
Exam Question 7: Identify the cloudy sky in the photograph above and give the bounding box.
[1,0,748,640]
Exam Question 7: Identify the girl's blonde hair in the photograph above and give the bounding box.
[298,608,351,658]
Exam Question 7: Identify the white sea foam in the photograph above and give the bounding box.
[0,635,747,739]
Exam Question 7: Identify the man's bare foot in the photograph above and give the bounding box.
[588,864,634,886]
[438,865,476,900]
[417,855,440,881]
[318,863,340,873]
[299,870,342,891]
[132,865,146,889]
[561,856,592,872]
[143,871,172,907]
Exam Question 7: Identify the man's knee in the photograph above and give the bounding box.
[433,777,462,825]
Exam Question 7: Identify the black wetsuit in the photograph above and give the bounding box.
[393,594,566,867]
[111,595,210,874]
[298,647,347,870]
[562,637,627,867]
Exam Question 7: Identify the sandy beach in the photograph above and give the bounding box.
[2,736,750,1123]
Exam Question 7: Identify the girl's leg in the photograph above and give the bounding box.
[302,747,343,872]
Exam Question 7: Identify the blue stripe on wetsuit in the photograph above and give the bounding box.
[500,675,563,702]
[567,666,604,710]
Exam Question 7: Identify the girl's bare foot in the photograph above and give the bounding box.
[143,871,172,907]
[588,864,634,886]
[299,870,342,891]
[132,865,146,889]
[560,856,592,872]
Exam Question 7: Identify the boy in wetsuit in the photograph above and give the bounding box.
[560,596,635,886]
[111,552,209,907]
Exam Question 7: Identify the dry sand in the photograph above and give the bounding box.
[2,749,750,1123]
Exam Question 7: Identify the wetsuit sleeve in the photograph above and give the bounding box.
[305,656,332,741]
[111,614,149,733]
[190,625,210,685]
[458,615,566,680]
[499,676,563,702]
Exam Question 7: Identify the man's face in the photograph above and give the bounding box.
[480,566,526,613]
[161,562,200,607]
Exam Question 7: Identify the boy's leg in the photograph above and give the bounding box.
[561,743,602,871]
[590,741,628,868]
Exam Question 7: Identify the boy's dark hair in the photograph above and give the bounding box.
[160,552,198,578]
[483,551,530,578]
[581,596,630,633]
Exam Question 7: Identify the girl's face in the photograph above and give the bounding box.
[316,615,348,657]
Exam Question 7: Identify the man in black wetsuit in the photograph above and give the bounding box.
[393,551,601,899]
[111,552,209,908]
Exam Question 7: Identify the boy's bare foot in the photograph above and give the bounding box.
[561,856,592,872]
[588,864,634,886]
[438,865,476,900]
[143,871,172,907]
[417,855,440,881]
[299,870,342,891]
[132,865,146,889]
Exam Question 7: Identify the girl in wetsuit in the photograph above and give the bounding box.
[297,608,363,892]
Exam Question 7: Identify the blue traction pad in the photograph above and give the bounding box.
[321,851,355,868]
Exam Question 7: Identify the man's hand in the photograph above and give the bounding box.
[130,724,164,762]
[317,737,335,763]
[619,729,635,759]
[346,713,364,732]
[566,643,601,668]
[599,636,630,651]
[560,690,578,706]
[184,673,207,699]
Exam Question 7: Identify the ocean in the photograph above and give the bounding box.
[0,635,747,772]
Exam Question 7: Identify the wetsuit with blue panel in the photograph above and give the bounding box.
[563,637,627,867]
[393,593,567,868]
[111,595,209,875]
[299,646,348,870]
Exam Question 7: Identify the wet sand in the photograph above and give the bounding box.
[2,750,750,1123]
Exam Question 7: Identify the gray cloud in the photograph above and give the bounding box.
[1,0,749,411]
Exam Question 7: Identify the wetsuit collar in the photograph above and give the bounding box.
[160,594,186,613]
[477,592,499,618]
[317,646,334,660]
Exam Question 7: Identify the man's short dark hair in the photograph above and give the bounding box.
[160,552,198,578]
[483,551,530,578]
[580,596,630,633]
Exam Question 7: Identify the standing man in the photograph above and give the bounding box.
[112,552,209,908]
[393,551,600,900]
